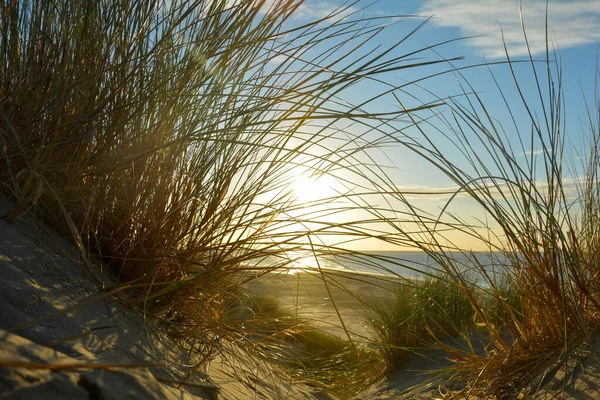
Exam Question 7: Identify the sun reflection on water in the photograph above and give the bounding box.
[281,251,348,275]
[282,252,320,275]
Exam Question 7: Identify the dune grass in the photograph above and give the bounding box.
[369,18,600,398]
[227,292,383,397]
[0,0,456,394]
[3,0,598,397]
[366,274,475,372]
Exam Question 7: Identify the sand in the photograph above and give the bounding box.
[3,194,600,399]
[0,199,221,399]
[0,198,324,399]
[246,269,404,340]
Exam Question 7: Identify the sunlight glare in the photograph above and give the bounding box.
[290,173,337,203]
[284,252,319,275]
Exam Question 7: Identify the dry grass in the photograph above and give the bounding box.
[376,16,600,398]
[4,1,596,397]
[0,0,452,394]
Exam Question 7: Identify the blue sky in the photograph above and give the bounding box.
[296,0,599,59]
[265,0,600,249]
[282,0,598,167]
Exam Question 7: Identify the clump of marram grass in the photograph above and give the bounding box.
[366,274,474,372]
[0,0,456,394]
[379,21,600,398]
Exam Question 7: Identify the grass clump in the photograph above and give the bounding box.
[285,329,383,398]
[0,0,450,389]
[366,274,474,372]
[378,20,600,398]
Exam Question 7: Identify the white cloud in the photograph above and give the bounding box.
[253,0,358,20]
[393,177,582,202]
[420,0,600,58]
[517,149,544,156]
[267,54,289,65]
[293,1,358,20]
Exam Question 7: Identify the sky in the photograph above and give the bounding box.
[267,0,600,250]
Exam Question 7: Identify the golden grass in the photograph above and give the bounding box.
[371,17,600,398]
[0,0,451,394]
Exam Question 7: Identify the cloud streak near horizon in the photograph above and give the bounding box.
[392,177,582,204]
[420,0,600,58]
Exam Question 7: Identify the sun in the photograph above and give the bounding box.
[290,173,337,203]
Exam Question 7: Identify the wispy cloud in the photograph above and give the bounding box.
[293,1,358,20]
[393,177,582,203]
[256,0,358,20]
[420,0,600,58]
[267,54,289,65]
[517,149,544,157]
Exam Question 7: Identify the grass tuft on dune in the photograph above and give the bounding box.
[370,13,600,398]
[0,0,449,394]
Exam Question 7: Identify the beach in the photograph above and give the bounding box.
[3,0,600,397]
[246,269,407,340]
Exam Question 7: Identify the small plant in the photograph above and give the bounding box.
[227,293,383,397]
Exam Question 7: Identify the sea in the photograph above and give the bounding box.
[250,250,515,284]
